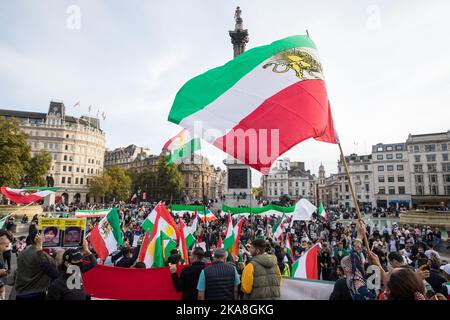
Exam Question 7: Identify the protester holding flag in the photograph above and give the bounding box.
[241,238,281,300]
[170,247,206,300]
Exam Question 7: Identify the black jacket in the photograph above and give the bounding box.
[427,270,446,294]
[329,278,353,300]
[171,262,205,300]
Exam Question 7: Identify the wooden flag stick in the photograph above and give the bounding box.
[337,143,370,250]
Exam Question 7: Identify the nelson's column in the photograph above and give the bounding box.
[223,7,252,207]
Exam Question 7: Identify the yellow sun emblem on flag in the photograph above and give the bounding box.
[263,48,323,80]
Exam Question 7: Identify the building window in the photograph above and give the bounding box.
[364,165,368,170]
[379,187,385,195]
[63,166,67,172]
[377,146,383,152]
[67,177,71,184]
[377,155,383,160]
[397,164,404,171]
[388,187,395,195]
[386,154,393,160]
[416,186,424,195]
[430,185,438,195]
[442,144,448,151]
[75,178,79,184]
[386,146,393,151]
[398,176,405,182]
[378,165,384,171]
[68,166,72,172]
[445,185,450,195]
[387,165,394,171]
[444,174,450,183]
[302,182,305,187]
[425,144,436,152]
[413,145,420,153]
[365,183,369,192]
[426,154,436,162]
[378,176,385,183]
[64,155,67,161]
[61,177,66,184]
[274,190,278,196]
[415,175,424,184]
[76,167,80,173]
[65,145,68,151]
[395,145,403,151]
[414,155,421,162]
[442,163,450,172]
[414,164,423,173]
[345,184,349,192]
[388,176,395,183]
[398,186,406,194]
[80,178,84,185]
[396,153,403,159]
[443,154,449,161]
[429,174,437,184]
[428,164,437,172]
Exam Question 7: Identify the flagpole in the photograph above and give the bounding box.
[337,143,370,250]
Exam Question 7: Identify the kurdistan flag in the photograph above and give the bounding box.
[90,208,124,260]
[178,219,189,263]
[291,243,320,279]
[168,35,338,175]
[138,216,165,268]
[229,218,245,259]
[163,128,201,164]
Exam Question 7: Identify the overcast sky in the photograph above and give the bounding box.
[1,1,449,186]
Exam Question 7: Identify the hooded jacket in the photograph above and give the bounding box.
[242,253,281,300]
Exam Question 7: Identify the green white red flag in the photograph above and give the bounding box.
[90,208,124,260]
[291,243,320,279]
[178,219,189,264]
[318,203,327,221]
[168,35,338,175]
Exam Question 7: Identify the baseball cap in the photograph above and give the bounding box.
[440,263,450,275]
[63,248,83,262]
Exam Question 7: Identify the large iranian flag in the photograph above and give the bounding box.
[291,243,319,279]
[1,186,55,204]
[90,208,124,260]
[168,35,338,174]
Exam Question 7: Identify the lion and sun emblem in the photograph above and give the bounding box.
[262,48,323,80]
[100,219,112,237]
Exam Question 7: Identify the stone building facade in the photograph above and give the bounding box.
[0,101,106,204]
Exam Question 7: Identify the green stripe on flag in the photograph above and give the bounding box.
[171,204,205,213]
[106,208,124,246]
[222,203,295,214]
[167,138,201,163]
[168,35,317,124]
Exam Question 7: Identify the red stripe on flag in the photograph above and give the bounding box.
[305,244,319,279]
[213,80,337,174]
[90,224,109,260]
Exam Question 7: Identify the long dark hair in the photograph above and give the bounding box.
[386,267,424,300]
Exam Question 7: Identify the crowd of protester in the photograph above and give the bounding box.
[0,201,449,300]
